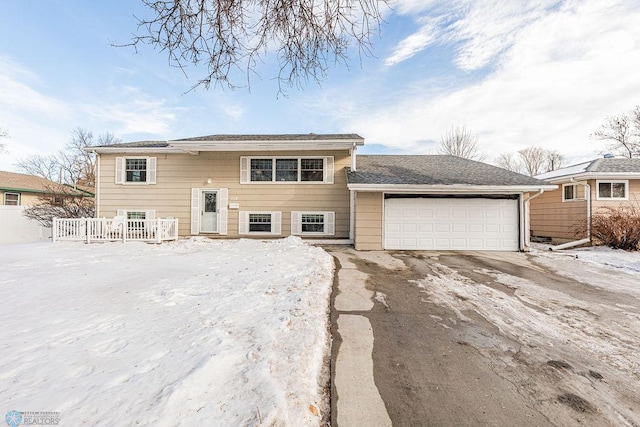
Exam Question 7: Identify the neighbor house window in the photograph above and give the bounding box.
[115,157,157,185]
[241,157,333,184]
[562,184,585,202]
[291,211,335,236]
[3,192,20,206]
[596,180,627,200]
[239,211,281,235]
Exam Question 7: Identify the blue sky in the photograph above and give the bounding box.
[1,0,640,172]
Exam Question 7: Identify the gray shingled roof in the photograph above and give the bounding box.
[96,141,170,148]
[586,158,640,173]
[95,133,363,148]
[173,133,363,142]
[348,155,550,186]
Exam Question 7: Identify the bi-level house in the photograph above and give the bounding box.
[86,134,555,251]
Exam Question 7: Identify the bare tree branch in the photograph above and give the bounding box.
[22,184,94,227]
[543,150,565,173]
[122,0,389,92]
[592,106,640,158]
[15,127,119,187]
[0,127,8,154]
[438,125,486,161]
[518,146,547,176]
[15,154,60,181]
[495,152,522,173]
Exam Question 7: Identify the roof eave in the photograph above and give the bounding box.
[543,172,640,183]
[346,184,558,193]
[168,140,361,152]
[85,147,182,154]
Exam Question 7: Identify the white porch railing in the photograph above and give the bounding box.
[52,217,179,243]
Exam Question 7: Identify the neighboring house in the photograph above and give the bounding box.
[0,171,91,206]
[87,134,555,251]
[531,157,640,244]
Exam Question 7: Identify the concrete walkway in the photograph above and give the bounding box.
[329,249,392,427]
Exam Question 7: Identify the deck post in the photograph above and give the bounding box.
[52,218,57,242]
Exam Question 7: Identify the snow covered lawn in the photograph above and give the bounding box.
[0,237,334,426]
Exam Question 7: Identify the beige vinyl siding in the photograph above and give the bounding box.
[530,178,640,243]
[354,191,383,250]
[98,150,351,239]
[530,187,587,242]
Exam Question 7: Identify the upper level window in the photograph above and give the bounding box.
[241,157,334,184]
[126,159,147,182]
[562,184,586,202]
[3,192,19,206]
[115,157,157,185]
[276,159,298,181]
[596,180,627,200]
[250,159,273,182]
[301,159,324,181]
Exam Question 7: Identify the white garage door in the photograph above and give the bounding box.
[384,197,519,251]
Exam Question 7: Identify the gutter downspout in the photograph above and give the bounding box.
[550,180,591,251]
[348,142,357,244]
[350,142,357,172]
[94,150,100,218]
[521,189,545,251]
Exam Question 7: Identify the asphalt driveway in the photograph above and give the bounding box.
[327,248,640,427]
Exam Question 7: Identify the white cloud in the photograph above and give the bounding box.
[386,0,562,69]
[384,19,439,66]
[84,91,177,138]
[0,58,180,171]
[347,0,640,163]
[0,56,75,171]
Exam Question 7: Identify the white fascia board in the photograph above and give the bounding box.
[168,140,361,152]
[87,147,184,154]
[347,184,558,193]
[544,172,640,183]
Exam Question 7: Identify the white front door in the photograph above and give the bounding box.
[200,190,218,233]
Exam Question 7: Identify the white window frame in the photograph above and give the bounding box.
[3,192,20,206]
[238,211,282,235]
[116,209,156,221]
[291,211,335,236]
[561,183,585,202]
[115,156,157,185]
[240,156,334,184]
[596,180,628,201]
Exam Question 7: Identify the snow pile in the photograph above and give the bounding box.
[0,237,334,426]
[534,245,640,276]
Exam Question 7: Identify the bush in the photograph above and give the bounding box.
[591,203,640,250]
[22,185,94,228]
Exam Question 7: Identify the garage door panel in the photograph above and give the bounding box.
[384,197,519,251]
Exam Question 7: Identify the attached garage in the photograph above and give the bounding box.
[347,155,557,252]
[384,196,519,251]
